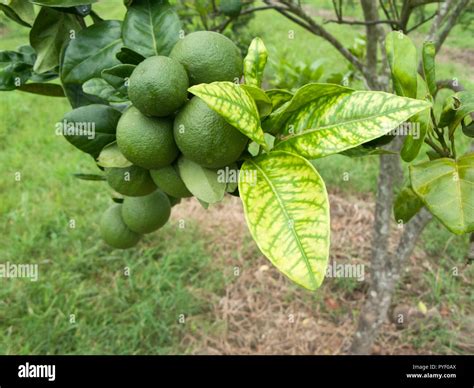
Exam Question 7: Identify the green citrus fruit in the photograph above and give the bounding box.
[117,106,179,169]
[100,204,141,249]
[150,164,192,199]
[174,97,248,168]
[121,190,171,234]
[128,56,189,117]
[105,165,156,197]
[220,0,242,17]
[170,31,243,85]
[62,104,121,158]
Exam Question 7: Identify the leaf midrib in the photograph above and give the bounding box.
[249,159,318,289]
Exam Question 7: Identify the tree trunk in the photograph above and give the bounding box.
[350,209,432,354]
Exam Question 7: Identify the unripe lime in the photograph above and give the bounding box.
[105,165,156,197]
[100,204,141,249]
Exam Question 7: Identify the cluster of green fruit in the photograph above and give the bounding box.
[62,31,249,249]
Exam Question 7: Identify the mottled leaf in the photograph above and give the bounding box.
[189,81,266,147]
[410,153,474,234]
[239,151,330,290]
[274,89,430,159]
[265,88,293,110]
[241,84,272,118]
[243,37,268,88]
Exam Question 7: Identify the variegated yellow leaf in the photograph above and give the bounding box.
[189,81,266,147]
[239,151,330,290]
[274,90,430,159]
[244,37,268,88]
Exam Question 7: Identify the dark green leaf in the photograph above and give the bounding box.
[115,46,145,65]
[394,187,424,223]
[101,64,135,89]
[73,173,106,181]
[122,0,181,58]
[401,108,430,162]
[17,82,64,96]
[61,104,121,158]
[82,77,128,102]
[30,0,97,7]
[61,20,123,107]
[30,7,82,74]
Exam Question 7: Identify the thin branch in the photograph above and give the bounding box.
[406,10,437,33]
[263,0,368,83]
[434,0,470,52]
[213,5,283,33]
[323,18,399,26]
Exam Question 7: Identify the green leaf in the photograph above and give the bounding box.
[401,107,430,162]
[463,122,474,138]
[189,81,266,147]
[116,46,145,65]
[177,157,226,204]
[410,153,474,234]
[243,37,268,88]
[97,142,132,168]
[239,151,330,290]
[265,88,293,110]
[17,82,64,96]
[341,146,397,157]
[274,88,430,159]
[122,0,181,58]
[101,64,135,89]
[61,20,123,107]
[394,187,424,223]
[422,41,436,97]
[263,83,352,134]
[385,31,417,98]
[241,84,272,118]
[30,7,82,74]
[73,173,106,181]
[439,92,474,136]
[82,78,127,102]
[0,0,35,27]
[62,104,121,158]
[29,0,96,6]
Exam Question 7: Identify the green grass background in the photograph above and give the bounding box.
[0,1,472,354]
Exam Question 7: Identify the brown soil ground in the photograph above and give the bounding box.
[170,192,473,355]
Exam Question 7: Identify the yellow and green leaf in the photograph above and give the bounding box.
[239,151,330,290]
[189,81,266,147]
[410,153,474,234]
[243,37,268,88]
[274,90,430,159]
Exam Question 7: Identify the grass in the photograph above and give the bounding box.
[0,2,472,354]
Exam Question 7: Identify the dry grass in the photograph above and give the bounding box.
[167,191,468,355]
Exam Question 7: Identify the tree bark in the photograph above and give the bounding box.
[349,209,432,354]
